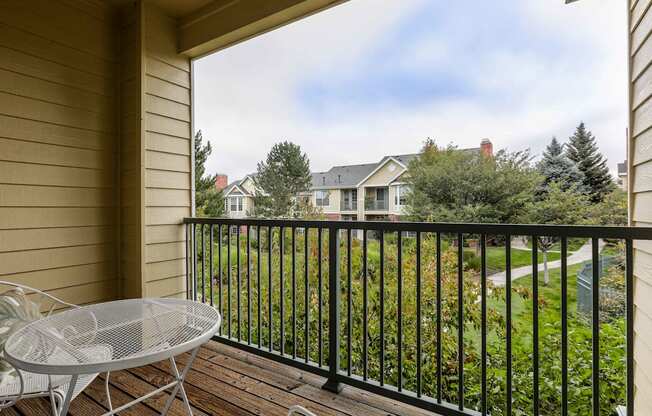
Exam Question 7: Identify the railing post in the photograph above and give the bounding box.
[323,226,343,393]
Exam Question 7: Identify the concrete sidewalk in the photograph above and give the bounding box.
[489,239,605,286]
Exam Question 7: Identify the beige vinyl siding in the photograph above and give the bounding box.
[0,0,118,304]
[143,3,192,297]
[630,0,652,409]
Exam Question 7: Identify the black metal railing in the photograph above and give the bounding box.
[184,217,652,416]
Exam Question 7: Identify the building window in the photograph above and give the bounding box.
[229,196,243,212]
[395,185,408,206]
[375,187,386,201]
[316,190,330,207]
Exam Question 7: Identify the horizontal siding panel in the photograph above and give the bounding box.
[145,7,189,72]
[146,132,190,155]
[146,224,186,244]
[0,243,113,275]
[145,275,185,298]
[0,160,112,187]
[0,22,113,79]
[633,0,652,31]
[636,272,652,319]
[634,191,652,222]
[635,248,652,286]
[634,3,652,54]
[635,238,652,255]
[0,207,114,229]
[145,258,185,282]
[145,242,185,263]
[0,0,116,62]
[146,188,190,207]
[145,94,190,122]
[0,114,111,150]
[146,57,190,88]
[634,34,652,81]
[634,64,652,110]
[4,262,114,291]
[0,46,113,97]
[50,279,117,307]
[0,68,113,114]
[0,138,111,170]
[0,226,113,252]
[0,92,114,133]
[146,170,190,189]
[146,207,189,226]
[0,184,113,207]
[634,127,652,165]
[145,113,190,138]
[635,329,652,391]
[145,75,190,105]
[146,150,190,172]
[633,94,652,137]
[634,160,652,192]
[636,306,652,354]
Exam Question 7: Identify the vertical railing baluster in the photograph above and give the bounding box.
[561,237,568,416]
[201,224,206,303]
[193,224,197,302]
[416,231,422,397]
[457,233,464,410]
[506,235,512,416]
[268,226,273,351]
[532,237,539,415]
[185,224,190,300]
[397,231,403,391]
[318,227,323,367]
[380,231,385,386]
[436,232,442,403]
[218,225,223,336]
[247,225,252,344]
[481,234,487,415]
[363,229,368,381]
[323,226,342,393]
[280,226,285,355]
[292,227,297,359]
[227,226,232,338]
[626,238,634,416]
[304,227,309,364]
[257,226,262,348]
[591,237,600,416]
[237,225,241,342]
[209,225,214,307]
[347,228,352,376]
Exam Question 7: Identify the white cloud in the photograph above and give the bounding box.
[194,0,628,180]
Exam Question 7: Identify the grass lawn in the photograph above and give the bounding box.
[465,246,562,274]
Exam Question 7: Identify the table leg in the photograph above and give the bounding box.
[160,347,199,416]
[58,375,78,416]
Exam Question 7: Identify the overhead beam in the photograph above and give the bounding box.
[178,0,346,58]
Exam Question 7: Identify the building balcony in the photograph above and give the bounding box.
[364,199,389,211]
[340,200,358,211]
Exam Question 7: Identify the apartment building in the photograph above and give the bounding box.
[223,139,492,220]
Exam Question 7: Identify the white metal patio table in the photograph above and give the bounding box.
[3,298,221,416]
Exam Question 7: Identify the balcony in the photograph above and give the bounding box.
[182,217,652,416]
[340,200,358,211]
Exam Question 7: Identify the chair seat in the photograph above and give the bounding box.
[0,344,112,399]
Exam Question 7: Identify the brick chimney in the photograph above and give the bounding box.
[480,139,493,157]
[215,174,228,191]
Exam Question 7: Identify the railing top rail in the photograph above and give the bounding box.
[183,217,652,240]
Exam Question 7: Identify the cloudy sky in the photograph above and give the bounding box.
[194,0,628,180]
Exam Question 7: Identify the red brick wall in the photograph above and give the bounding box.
[325,213,341,221]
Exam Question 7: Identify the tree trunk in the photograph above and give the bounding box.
[543,249,549,286]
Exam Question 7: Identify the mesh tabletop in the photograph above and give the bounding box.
[4,299,221,375]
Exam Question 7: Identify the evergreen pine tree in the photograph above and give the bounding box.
[537,136,586,194]
[565,123,614,202]
[194,130,224,217]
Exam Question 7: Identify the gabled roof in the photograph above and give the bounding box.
[223,174,256,196]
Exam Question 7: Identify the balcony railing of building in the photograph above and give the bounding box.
[184,217,652,416]
[364,198,388,211]
[340,200,358,211]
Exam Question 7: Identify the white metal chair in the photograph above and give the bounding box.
[288,405,318,416]
[0,281,107,415]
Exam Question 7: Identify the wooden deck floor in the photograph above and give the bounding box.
[6,341,437,416]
